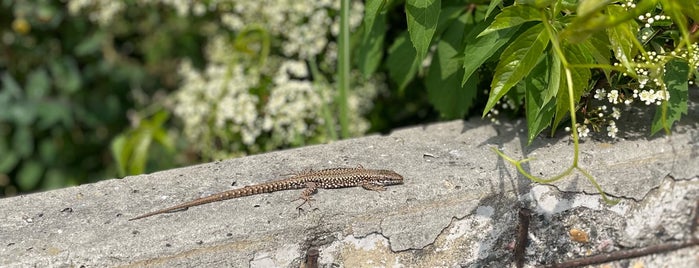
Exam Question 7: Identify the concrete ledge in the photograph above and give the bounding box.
[1,104,698,267]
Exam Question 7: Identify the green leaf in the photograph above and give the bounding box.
[664,0,699,23]
[463,24,522,86]
[525,53,557,144]
[479,4,541,37]
[483,23,549,116]
[362,0,385,31]
[129,131,152,175]
[426,12,477,119]
[111,134,128,177]
[17,160,44,191]
[543,51,561,104]
[561,0,654,43]
[386,33,421,91]
[0,72,23,102]
[13,126,34,158]
[358,0,387,77]
[26,68,51,100]
[148,111,174,151]
[75,32,106,56]
[651,59,689,135]
[485,0,503,19]
[552,44,592,131]
[605,5,639,64]
[406,0,441,60]
[580,31,612,80]
[0,152,20,173]
[8,102,38,125]
[39,139,57,164]
[50,57,82,94]
[36,101,73,130]
[577,0,612,18]
[517,0,557,8]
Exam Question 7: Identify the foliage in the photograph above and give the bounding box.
[360,0,696,202]
[362,0,696,134]
[0,1,206,195]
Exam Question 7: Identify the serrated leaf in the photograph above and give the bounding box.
[426,12,477,118]
[485,0,503,19]
[581,31,612,80]
[359,0,387,77]
[543,51,561,104]
[651,59,689,135]
[406,0,441,60]
[463,24,522,86]
[552,44,592,131]
[483,23,549,116]
[386,33,420,91]
[525,53,558,144]
[606,5,639,64]
[560,0,653,43]
[363,0,385,29]
[479,4,541,37]
[358,26,385,79]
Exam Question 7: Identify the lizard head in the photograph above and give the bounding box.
[372,169,404,185]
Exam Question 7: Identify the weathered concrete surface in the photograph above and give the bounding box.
[1,96,697,267]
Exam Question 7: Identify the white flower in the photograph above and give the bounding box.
[638,90,656,105]
[577,123,590,138]
[607,90,619,104]
[594,88,606,100]
[611,107,621,119]
[606,121,618,138]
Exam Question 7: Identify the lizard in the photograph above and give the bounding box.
[128,166,404,220]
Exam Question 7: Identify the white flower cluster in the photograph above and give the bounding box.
[565,123,591,138]
[67,0,125,26]
[172,2,378,157]
[173,55,261,146]
[68,0,382,158]
[262,60,326,144]
[217,0,364,61]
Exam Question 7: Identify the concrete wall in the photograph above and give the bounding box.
[2,112,698,267]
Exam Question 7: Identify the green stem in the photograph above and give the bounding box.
[337,0,351,138]
[541,10,579,166]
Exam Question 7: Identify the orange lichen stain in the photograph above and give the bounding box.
[569,228,589,243]
[631,261,645,268]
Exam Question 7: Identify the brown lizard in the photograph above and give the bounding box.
[128,166,404,220]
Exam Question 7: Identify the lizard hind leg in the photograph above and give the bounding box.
[291,182,318,209]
